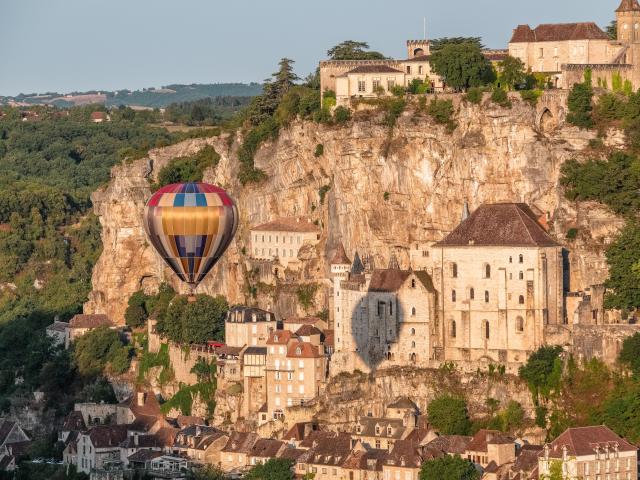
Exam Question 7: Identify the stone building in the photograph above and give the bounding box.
[320,40,445,105]
[224,306,278,348]
[463,429,516,469]
[331,254,438,374]
[250,217,320,268]
[509,0,640,90]
[67,314,115,348]
[241,346,267,421]
[539,425,638,480]
[432,203,564,371]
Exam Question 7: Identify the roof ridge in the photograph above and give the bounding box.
[513,205,537,245]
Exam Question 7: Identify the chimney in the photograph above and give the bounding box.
[137,392,145,407]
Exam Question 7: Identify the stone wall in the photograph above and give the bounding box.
[572,324,640,365]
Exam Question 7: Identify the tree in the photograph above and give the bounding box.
[190,465,226,480]
[596,379,640,443]
[245,458,294,480]
[518,346,563,403]
[272,58,299,98]
[419,455,480,480]
[566,77,594,128]
[498,56,526,90]
[327,41,386,60]
[124,290,150,328]
[619,333,640,375]
[72,327,132,377]
[430,37,484,52]
[604,221,640,309]
[427,394,471,435]
[430,43,495,91]
[541,460,565,480]
[158,294,228,344]
[606,20,618,40]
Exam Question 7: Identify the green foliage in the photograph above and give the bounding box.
[595,93,626,121]
[619,333,640,376]
[498,55,526,90]
[419,455,479,480]
[567,81,594,128]
[318,185,331,204]
[541,460,565,480]
[518,346,563,403]
[607,20,618,40]
[426,98,457,132]
[427,394,471,435]
[464,87,483,105]
[333,106,351,124]
[560,152,640,216]
[535,405,548,428]
[296,283,319,312]
[314,144,324,158]
[383,98,406,128]
[161,380,217,418]
[72,327,132,377]
[519,89,541,106]
[408,79,430,95]
[430,42,495,91]
[156,294,228,344]
[138,343,172,382]
[191,357,217,383]
[125,290,150,328]
[327,41,386,60]
[612,72,624,93]
[596,379,640,443]
[245,458,294,480]
[190,465,227,480]
[491,88,512,108]
[430,37,484,51]
[566,228,578,240]
[156,145,220,187]
[9,462,88,480]
[488,401,525,433]
[164,96,253,125]
[605,222,640,309]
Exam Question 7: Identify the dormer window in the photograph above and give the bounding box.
[375,425,381,435]
[274,335,278,342]
[296,347,302,355]
[411,279,416,288]
[387,426,393,436]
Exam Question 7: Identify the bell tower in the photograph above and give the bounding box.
[616,0,640,43]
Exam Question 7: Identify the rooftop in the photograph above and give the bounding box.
[345,65,404,74]
[510,22,609,43]
[545,425,636,458]
[69,314,113,329]
[435,203,559,248]
[617,0,640,12]
[252,217,319,233]
[330,243,351,265]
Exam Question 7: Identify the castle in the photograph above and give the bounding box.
[331,203,567,374]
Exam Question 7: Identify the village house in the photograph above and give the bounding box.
[90,111,109,123]
[67,313,115,348]
[126,449,163,471]
[219,431,259,473]
[59,410,86,443]
[119,434,161,467]
[297,431,353,480]
[241,346,268,422]
[225,306,278,348]
[171,425,228,465]
[116,391,170,434]
[463,429,516,469]
[45,320,68,347]
[250,216,321,268]
[75,425,128,474]
[538,425,638,480]
[247,438,286,466]
[0,421,30,472]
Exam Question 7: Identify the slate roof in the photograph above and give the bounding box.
[69,314,113,329]
[434,203,559,247]
[617,0,640,12]
[368,270,411,292]
[510,23,609,43]
[302,431,352,467]
[249,438,284,458]
[355,417,407,439]
[345,65,404,74]
[221,431,259,454]
[295,325,323,337]
[87,425,128,448]
[0,422,17,446]
[127,449,163,463]
[287,341,322,359]
[176,416,205,428]
[387,397,418,411]
[120,434,160,449]
[252,217,319,233]
[244,346,267,356]
[467,430,514,453]
[63,411,86,432]
[545,425,636,458]
[226,306,275,323]
[173,425,220,448]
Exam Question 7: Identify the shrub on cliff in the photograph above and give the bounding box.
[519,89,541,106]
[595,92,626,122]
[619,333,640,376]
[427,394,471,435]
[430,41,495,91]
[567,81,594,128]
[498,55,526,90]
[73,327,132,377]
[155,145,220,188]
[419,455,479,480]
[334,106,351,124]
[156,294,228,344]
[518,345,562,403]
[464,87,483,105]
[491,87,512,108]
[604,221,640,309]
[426,98,457,132]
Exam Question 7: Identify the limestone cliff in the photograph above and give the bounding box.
[85,94,623,324]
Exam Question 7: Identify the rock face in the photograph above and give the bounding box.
[85,95,621,324]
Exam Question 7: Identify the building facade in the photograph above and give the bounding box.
[225,306,277,348]
[250,217,320,268]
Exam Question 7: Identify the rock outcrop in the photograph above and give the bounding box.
[85,95,622,324]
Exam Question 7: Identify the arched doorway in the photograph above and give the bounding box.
[538,108,556,132]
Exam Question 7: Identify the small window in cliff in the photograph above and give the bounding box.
[485,291,489,303]
[484,320,490,339]
[516,316,524,332]
[451,263,458,278]
[483,264,491,279]
[411,279,416,288]
[519,254,524,264]
[452,290,456,302]
[509,256,513,263]
[519,271,524,280]
[451,321,456,338]
[519,295,525,305]
[411,341,416,348]
[411,307,416,316]
[410,328,415,335]
[469,288,475,300]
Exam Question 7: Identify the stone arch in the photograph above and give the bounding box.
[413,48,424,56]
[538,108,557,132]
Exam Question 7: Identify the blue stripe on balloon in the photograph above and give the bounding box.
[174,194,185,207]
[196,193,207,206]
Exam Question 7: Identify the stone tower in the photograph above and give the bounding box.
[407,40,430,59]
[330,243,351,326]
[617,0,640,43]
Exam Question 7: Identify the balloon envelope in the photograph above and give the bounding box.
[143,182,238,288]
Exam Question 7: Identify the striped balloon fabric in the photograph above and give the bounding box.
[143,182,238,288]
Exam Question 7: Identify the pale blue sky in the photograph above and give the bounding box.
[0,0,613,96]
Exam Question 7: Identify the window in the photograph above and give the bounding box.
[389,301,393,315]
[406,66,412,74]
[287,372,293,380]
[484,320,490,339]
[299,385,305,394]
[538,47,544,58]
[483,263,491,279]
[299,372,304,381]
[509,256,513,263]
[451,263,458,278]
[519,254,524,263]
[554,47,558,57]
[290,249,293,257]
[418,65,423,74]
[451,320,457,338]
[411,279,416,288]
[411,307,416,316]
[411,341,416,348]
[275,385,281,393]
[410,328,415,335]
[516,316,524,332]
[299,360,304,368]
[519,271,524,280]
[261,235,264,242]
[452,290,456,302]
[377,301,384,317]
[372,77,381,90]
[519,295,525,305]
[485,291,489,303]
[275,235,278,243]
[388,78,396,89]
[287,384,292,393]
[282,250,286,257]
[469,288,475,300]
[358,79,366,93]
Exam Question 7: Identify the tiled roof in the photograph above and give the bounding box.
[387,397,418,411]
[355,417,406,439]
[249,438,284,458]
[287,341,321,359]
[121,434,159,449]
[216,345,242,356]
[63,411,86,432]
[386,439,425,468]
[405,54,432,62]
[509,445,543,474]
[330,243,351,265]
[283,316,324,326]
[69,314,113,329]
[176,416,205,428]
[277,447,306,462]
[127,449,163,463]
[226,306,275,323]
[173,425,220,448]
[87,425,128,448]
[346,65,404,74]
[617,0,640,12]
[0,421,16,446]
[47,321,68,333]
[252,217,319,233]
[295,325,323,337]
[154,427,179,447]
[123,391,165,432]
[267,330,296,345]
[222,431,259,454]
[302,431,352,467]
[323,330,334,348]
[466,430,514,453]
[545,425,637,458]
[368,270,411,292]
[510,22,609,43]
[434,203,559,247]
[283,422,319,442]
[422,435,472,456]
[342,448,389,471]
[90,111,107,120]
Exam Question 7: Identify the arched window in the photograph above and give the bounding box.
[484,320,490,339]
[516,316,524,332]
[452,290,456,302]
[484,291,490,303]
[469,288,475,300]
[519,271,524,280]
[411,341,416,348]
[410,353,416,363]
[484,263,491,279]
[410,328,415,335]
[411,307,416,316]
[509,256,513,263]
[451,320,457,338]
[519,254,524,264]
[451,263,458,278]
[519,295,525,305]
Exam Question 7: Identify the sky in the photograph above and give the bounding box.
[0,0,614,96]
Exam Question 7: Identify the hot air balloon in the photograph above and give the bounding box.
[143,182,238,292]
